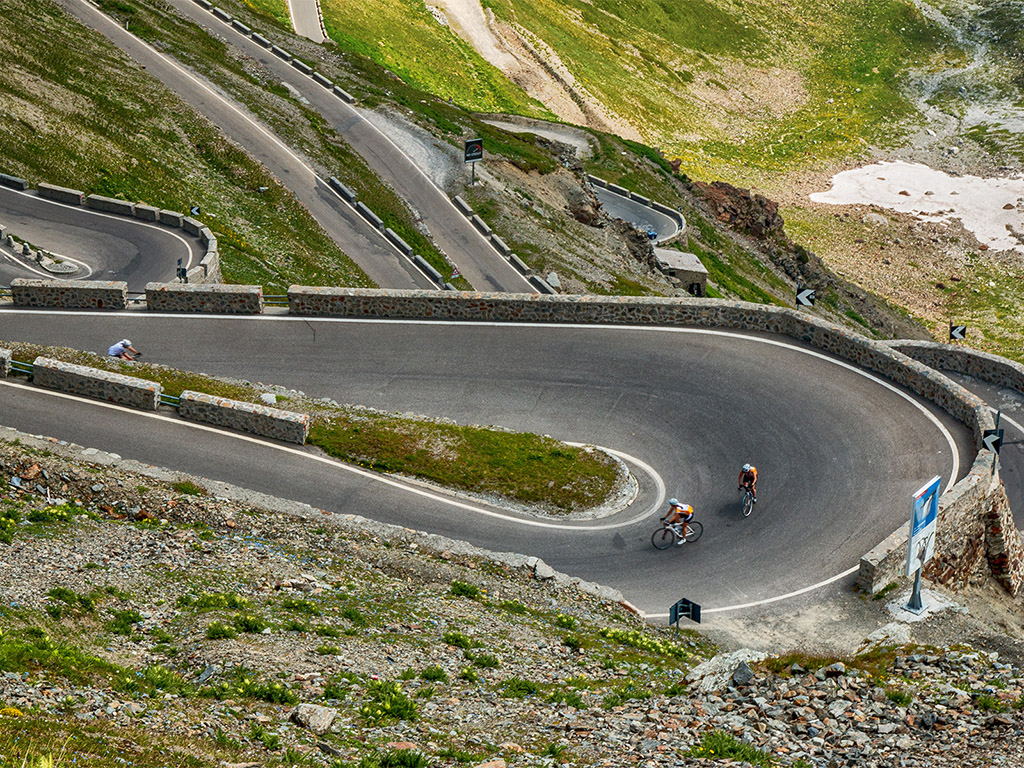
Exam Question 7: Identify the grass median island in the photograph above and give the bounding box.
[4,342,621,513]
[309,413,619,513]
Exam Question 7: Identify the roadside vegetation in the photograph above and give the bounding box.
[2,341,620,513]
[0,0,369,292]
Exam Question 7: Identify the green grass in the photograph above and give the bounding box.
[309,414,619,512]
[0,713,228,768]
[320,0,548,117]
[240,0,291,29]
[687,730,775,766]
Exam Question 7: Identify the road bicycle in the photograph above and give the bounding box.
[651,519,703,549]
[740,486,755,517]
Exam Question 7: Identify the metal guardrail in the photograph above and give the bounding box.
[9,361,33,376]
[264,294,289,306]
[159,393,180,408]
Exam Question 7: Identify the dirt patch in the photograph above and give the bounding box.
[430,0,640,139]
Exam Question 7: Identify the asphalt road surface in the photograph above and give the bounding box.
[594,187,681,242]
[0,187,197,291]
[0,311,973,618]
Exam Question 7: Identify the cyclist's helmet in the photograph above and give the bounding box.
[742,463,751,472]
[121,339,132,346]
[668,498,679,506]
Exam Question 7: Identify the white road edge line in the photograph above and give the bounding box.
[645,565,861,619]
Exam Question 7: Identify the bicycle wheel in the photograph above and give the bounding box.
[683,521,703,542]
[651,526,678,550]
[742,492,754,518]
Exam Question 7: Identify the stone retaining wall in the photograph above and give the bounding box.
[888,341,1024,393]
[11,278,127,309]
[178,391,309,444]
[32,357,161,410]
[282,288,1020,593]
[0,348,10,377]
[145,283,261,313]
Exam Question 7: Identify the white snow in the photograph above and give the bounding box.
[810,161,1024,255]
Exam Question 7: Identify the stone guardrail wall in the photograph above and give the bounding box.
[586,174,687,236]
[0,173,218,286]
[32,357,161,411]
[0,348,10,377]
[283,287,1024,595]
[178,390,310,445]
[145,283,263,314]
[11,278,128,310]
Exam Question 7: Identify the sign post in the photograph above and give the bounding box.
[464,138,483,184]
[985,409,1003,476]
[669,598,701,630]
[904,475,941,614]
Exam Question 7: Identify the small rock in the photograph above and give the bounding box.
[290,703,337,735]
[732,661,754,687]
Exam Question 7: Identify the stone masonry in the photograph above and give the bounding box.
[0,348,10,377]
[32,357,161,411]
[177,390,309,445]
[145,283,262,313]
[11,278,128,310]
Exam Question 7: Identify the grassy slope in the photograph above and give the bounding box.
[0,0,370,292]
[476,0,949,181]
[320,0,552,117]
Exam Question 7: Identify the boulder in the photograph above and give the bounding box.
[290,703,337,734]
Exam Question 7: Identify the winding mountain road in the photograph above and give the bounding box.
[0,187,197,291]
[0,310,973,618]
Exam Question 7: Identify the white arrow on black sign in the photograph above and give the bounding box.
[983,429,1004,454]
[190,205,201,216]
[949,324,967,340]
[796,288,815,306]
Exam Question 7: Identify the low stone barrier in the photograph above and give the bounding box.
[145,282,262,313]
[0,173,29,191]
[312,73,332,88]
[888,341,1024,394]
[85,194,135,216]
[332,86,355,103]
[159,210,185,227]
[178,390,309,444]
[292,60,313,75]
[384,228,413,256]
[32,357,161,410]
[280,288,1022,593]
[134,204,159,222]
[355,202,383,229]
[11,278,127,309]
[38,183,84,206]
[0,348,10,377]
[328,177,356,202]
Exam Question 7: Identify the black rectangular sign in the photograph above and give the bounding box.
[464,138,483,162]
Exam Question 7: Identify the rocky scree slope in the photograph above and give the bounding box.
[0,431,1023,766]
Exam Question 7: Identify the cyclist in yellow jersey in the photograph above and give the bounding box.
[661,498,694,545]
